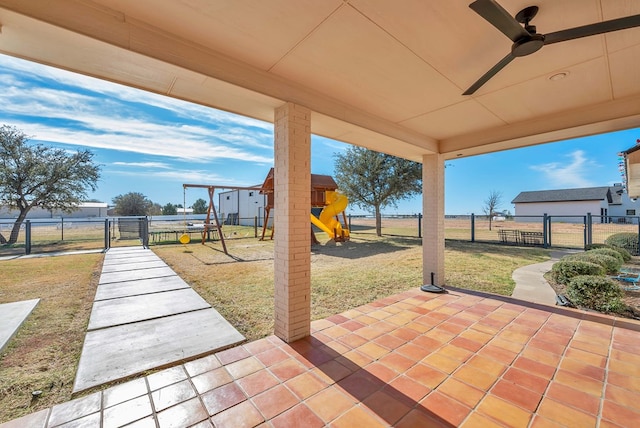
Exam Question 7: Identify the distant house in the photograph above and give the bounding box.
[0,202,109,219]
[176,207,194,215]
[511,184,639,223]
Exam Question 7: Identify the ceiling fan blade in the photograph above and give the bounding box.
[545,14,640,45]
[463,53,515,95]
[469,0,530,42]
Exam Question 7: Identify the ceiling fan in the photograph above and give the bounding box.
[463,0,640,95]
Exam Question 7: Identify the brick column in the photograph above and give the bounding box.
[422,153,445,285]
[273,102,311,342]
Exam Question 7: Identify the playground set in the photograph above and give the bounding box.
[183,168,349,254]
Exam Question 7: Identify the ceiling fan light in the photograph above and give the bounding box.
[549,71,569,81]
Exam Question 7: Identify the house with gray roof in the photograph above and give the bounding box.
[511,184,640,223]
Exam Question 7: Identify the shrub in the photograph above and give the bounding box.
[567,275,626,313]
[563,252,622,274]
[585,243,632,262]
[604,233,639,256]
[551,260,604,284]
[587,248,624,264]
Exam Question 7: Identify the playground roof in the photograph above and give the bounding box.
[260,168,338,194]
[0,1,638,161]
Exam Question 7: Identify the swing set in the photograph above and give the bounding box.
[182,183,264,255]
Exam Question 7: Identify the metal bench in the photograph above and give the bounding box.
[520,231,544,246]
[498,229,521,244]
[497,229,544,246]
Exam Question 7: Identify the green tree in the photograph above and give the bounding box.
[162,202,177,215]
[334,146,422,236]
[192,198,208,214]
[483,190,503,231]
[112,192,153,216]
[148,203,162,216]
[0,125,100,244]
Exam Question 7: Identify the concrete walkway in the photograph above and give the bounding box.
[0,299,39,353]
[73,246,244,392]
[511,249,575,305]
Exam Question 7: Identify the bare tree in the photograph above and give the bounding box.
[483,190,503,231]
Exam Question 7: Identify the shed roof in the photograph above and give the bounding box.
[511,186,615,204]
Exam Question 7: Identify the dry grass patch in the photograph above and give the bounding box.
[0,253,102,423]
[445,241,548,294]
[154,236,549,342]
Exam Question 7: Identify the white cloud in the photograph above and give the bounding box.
[0,55,274,163]
[112,161,172,169]
[530,150,597,188]
[108,168,241,186]
[0,54,273,130]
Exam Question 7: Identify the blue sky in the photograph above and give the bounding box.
[0,53,637,215]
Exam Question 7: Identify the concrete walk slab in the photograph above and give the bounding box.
[98,266,177,284]
[511,250,576,305]
[0,299,40,353]
[105,247,148,255]
[102,254,160,265]
[88,288,211,330]
[74,246,244,393]
[101,260,168,273]
[73,308,244,392]
[511,260,558,305]
[94,276,190,301]
[103,247,151,259]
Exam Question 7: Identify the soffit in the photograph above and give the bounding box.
[0,0,639,162]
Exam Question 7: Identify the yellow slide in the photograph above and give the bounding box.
[310,191,350,240]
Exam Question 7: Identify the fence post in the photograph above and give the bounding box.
[470,213,475,242]
[104,219,110,250]
[25,220,31,255]
[587,212,593,247]
[348,214,352,231]
[637,217,640,255]
[61,217,64,241]
[543,213,548,248]
[254,216,258,238]
[418,213,422,238]
[142,217,149,248]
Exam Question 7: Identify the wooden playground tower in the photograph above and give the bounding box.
[259,168,350,243]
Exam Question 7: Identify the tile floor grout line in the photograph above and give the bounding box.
[186,362,216,426]
[143,374,160,428]
[596,316,617,428]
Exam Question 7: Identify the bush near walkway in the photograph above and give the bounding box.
[604,232,639,256]
[551,260,604,285]
[567,275,626,313]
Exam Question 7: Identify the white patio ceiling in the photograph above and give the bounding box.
[0,0,639,162]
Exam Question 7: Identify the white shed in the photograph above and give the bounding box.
[512,185,640,223]
[218,189,267,226]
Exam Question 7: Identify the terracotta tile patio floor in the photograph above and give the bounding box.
[3,286,640,427]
